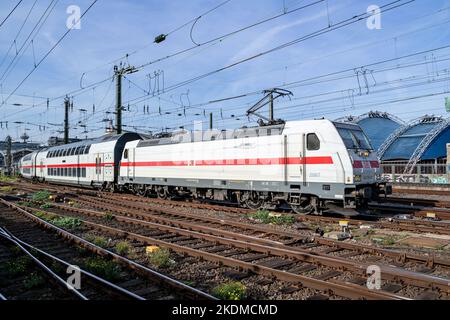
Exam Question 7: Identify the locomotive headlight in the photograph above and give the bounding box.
[354,175,362,182]
[358,151,369,157]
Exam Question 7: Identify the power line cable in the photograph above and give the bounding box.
[0,0,100,108]
[0,0,38,71]
[0,0,24,29]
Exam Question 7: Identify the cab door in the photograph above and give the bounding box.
[287,134,304,184]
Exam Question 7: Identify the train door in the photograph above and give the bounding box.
[95,153,104,182]
[287,134,303,184]
[103,152,114,182]
[126,148,135,180]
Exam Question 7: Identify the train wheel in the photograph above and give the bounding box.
[290,203,314,215]
[157,187,168,199]
[243,191,264,210]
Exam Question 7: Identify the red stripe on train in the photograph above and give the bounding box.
[20,162,114,169]
[121,156,334,167]
[21,157,334,170]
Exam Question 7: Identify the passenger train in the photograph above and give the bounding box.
[18,120,391,214]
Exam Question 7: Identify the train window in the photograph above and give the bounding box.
[57,168,60,176]
[68,168,72,177]
[84,145,91,154]
[73,168,76,177]
[307,133,320,151]
[76,146,82,155]
[77,168,80,177]
[124,149,128,159]
[82,168,86,177]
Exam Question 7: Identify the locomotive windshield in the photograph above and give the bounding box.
[336,127,373,151]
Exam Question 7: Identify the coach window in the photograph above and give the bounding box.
[82,168,86,177]
[84,145,91,154]
[307,133,320,151]
[124,149,128,159]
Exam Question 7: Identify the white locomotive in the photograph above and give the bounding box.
[19,120,390,214]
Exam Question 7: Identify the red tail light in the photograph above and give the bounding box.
[353,160,363,168]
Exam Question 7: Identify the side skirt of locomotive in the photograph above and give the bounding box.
[118,176,389,215]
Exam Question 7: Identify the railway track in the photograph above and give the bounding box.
[0,198,214,300]
[5,194,450,300]
[96,192,450,236]
[0,226,143,300]
[3,179,450,238]
[385,196,450,210]
[392,186,450,196]
[7,180,450,230]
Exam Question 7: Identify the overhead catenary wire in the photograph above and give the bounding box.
[164,0,233,37]
[0,0,24,29]
[0,0,99,109]
[125,36,449,118]
[0,0,59,83]
[124,0,415,110]
[0,0,38,71]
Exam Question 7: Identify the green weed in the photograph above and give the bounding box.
[147,248,174,268]
[32,190,51,202]
[23,273,45,289]
[213,282,246,300]
[250,210,295,225]
[83,257,122,281]
[52,217,82,230]
[115,241,131,255]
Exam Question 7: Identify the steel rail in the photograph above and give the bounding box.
[2,197,406,300]
[19,200,449,298]
[0,227,88,300]
[48,202,450,293]
[0,227,145,300]
[71,194,450,267]
[63,216,410,300]
[0,197,216,300]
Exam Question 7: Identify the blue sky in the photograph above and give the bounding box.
[1,0,450,143]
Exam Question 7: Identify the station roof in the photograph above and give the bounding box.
[335,111,404,151]
[378,115,450,163]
